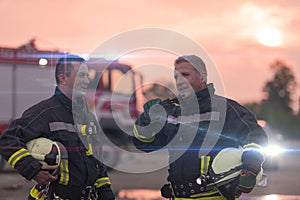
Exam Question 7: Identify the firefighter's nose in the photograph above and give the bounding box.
[84,76,90,85]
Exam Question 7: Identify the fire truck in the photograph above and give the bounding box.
[0,40,142,170]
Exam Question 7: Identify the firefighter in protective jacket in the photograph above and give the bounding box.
[133,55,268,200]
[0,55,115,200]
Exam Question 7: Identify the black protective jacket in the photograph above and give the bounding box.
[0,87,111,196]
[133,84,268,191]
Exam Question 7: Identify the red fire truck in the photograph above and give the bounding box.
[0,40,142,170]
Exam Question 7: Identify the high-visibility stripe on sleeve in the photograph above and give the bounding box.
[8,148,31,168]
[243,143,265,159]
[133,124,155,143]
[243,143,264,154]
[243,143,263,150]
[94,177,111,188]
[200,156,210,174]
[59,159,69,185]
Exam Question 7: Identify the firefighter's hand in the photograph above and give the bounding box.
[97,185,115,200]
[137,98,162,126]
[242,148,264,174]
[236,146,264,194]
[143,98,161,114]
[235,169,257,195]
[33,164,58,185]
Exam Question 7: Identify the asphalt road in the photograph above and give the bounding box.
[1,140,300,200]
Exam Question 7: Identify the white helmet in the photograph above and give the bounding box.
[211,148,263,184]
[197,148,263,200]
[26,137,63,167]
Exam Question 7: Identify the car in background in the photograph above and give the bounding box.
[258,120,284,170]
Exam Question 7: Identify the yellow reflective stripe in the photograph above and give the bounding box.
[30,186,45,199]
[81,125,87,136]
[133,124,155,143]
[200,156,210,174]
[176,192,226,200]
[243,143,263,149]
[86,143,93,156]
[8,148,31,168]
[190,190,220,198]
[59,159,69,185]
[243,143,265,157]
[94,177,111,188]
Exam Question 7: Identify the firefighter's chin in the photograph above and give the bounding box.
[72,88,87,97]
[178,90,193,102]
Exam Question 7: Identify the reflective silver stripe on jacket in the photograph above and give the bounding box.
[167,111,220,125]
[48,122,77,132]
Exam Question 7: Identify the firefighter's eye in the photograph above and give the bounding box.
[78,72,87,78]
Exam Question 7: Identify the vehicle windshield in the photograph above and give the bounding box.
[111,69,134,95]
[88,68,135,96]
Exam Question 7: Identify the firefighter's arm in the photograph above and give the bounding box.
[235,124,266,194]
[236,143,265,194]
[0,116,46,180]
[133,99,169,152]
[227,100,268,147]
[5,146,43,180]
[0,129,43,180]
[226,102,267,194]
[93,162,115,200]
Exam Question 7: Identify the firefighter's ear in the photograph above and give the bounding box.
[58,74,67,85]
[201,73,207,84]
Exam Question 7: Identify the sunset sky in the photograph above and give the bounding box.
[1,0,299,110]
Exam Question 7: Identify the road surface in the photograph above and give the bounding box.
[0,140,299,200]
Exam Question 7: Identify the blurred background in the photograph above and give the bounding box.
[0,1,300,199]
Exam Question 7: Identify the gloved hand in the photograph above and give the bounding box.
[236,144,264,194]
[160,98,176,114]
[143,98,161,114]
[136,98,162,126]
[135,98,167,138]
[236,169,258,195]
[97,185,115,200]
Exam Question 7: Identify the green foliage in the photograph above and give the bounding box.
[244,60,300,139]
[263,60,297,114]
[245,101,300,139]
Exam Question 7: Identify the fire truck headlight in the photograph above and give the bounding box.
[39,58,48,66]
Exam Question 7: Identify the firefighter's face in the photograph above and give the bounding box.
[174,61,206,101]
[66,61,90,97]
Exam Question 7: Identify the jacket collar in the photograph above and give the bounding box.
[55,87,72,111]
[195,83,215,100]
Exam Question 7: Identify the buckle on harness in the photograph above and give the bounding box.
[81,186,98,200]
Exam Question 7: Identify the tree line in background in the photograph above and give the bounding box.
[244,60,300,139]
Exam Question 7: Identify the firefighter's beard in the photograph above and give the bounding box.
[178,87,196,104]
[72,88,86,98]
[72,81,88,98]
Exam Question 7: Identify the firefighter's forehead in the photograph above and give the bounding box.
[72,62,88,72]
